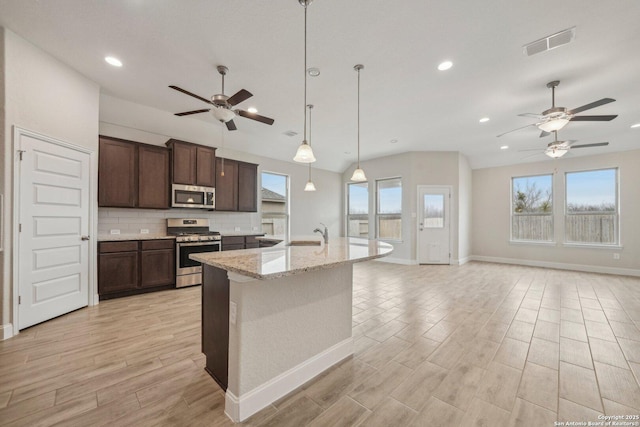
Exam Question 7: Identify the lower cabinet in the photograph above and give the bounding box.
[99,240,175,299]
[221,234,264,251]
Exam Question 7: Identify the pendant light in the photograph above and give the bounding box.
[351,64,367,182]
[219,120,225,176]
[304,104,317,191]
[293,0,316,163]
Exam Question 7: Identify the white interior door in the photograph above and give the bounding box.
[417,186,450,264]
[17,132,90,329]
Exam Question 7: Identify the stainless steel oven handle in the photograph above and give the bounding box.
[176,241,221,247]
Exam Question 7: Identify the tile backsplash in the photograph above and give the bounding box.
[98,208,261,235]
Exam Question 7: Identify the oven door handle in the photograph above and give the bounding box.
[177,241,221,247]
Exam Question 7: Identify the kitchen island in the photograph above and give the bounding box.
[190,237,393,422]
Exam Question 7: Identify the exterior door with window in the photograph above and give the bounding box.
[417,186,450,264]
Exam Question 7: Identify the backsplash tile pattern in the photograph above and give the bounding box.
[98,208,260,235]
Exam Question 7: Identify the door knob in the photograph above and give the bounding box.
[81,235,90,241]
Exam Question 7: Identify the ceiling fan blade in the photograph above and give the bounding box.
[571,142,609,149]
[539,130,550,138]
[521,152,544,160]
[496,123,537,138]
[227,89,253,107]
[169,85,213,105]
[237,110,275,125]
[518,113,545,119]
[568,98,615,115]
[226,120,237,131]
[174,108,211,116]
[518,148,544,152]
[570,115,618,122]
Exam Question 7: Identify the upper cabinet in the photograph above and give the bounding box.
[215,158,258,212]
[166,139,216,187]
[99,136,170,209]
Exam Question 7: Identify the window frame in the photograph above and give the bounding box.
[346,181,370,238]
[375,177,403,242]
[510,173,555,243]
[260,171,290,238]
[564,167,619,246]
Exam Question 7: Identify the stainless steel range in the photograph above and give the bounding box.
[167,218,221,288]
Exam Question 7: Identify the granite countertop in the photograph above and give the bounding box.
[97,234,176,242]
[190,237,393,280]
[219,231,266,237]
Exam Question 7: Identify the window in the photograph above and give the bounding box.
[347,182,369,237]
[261,172,289,236]
[424,194,445,228]
[376,178,402,241]
[511,174,553,241]
[565,168,618,245]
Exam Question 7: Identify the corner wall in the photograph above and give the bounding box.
[471,149,640,275]
[1,28,100,337]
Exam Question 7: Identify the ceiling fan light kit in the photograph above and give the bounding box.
[545,145,569,158]
[294,0,316,164]
[538,118,569,133]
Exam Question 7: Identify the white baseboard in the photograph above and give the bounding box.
[470,255,640,277]
[225,337,353,423]
[454,257,471,266]
[1,323,14,340]
[375,257,418,265]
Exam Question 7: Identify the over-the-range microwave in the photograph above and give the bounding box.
[172,183,215,209]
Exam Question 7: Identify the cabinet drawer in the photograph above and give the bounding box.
[99,241,138,253]
[245,235,264,245]
[222,236,245,245]
[141,240,175,251]
[245,243,259,249]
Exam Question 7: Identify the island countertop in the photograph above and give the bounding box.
[190,237,393,280]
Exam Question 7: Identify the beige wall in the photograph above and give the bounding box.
[342,151,472,264]
[458,154,472,262]
[472,149,640,274]
[1,28,100,334]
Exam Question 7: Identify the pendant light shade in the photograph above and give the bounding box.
[350,64,367,182]
[304,104,317,191]
[294,0,317,163]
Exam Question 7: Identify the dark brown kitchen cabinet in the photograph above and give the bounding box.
[138,145,170,208]
[215,158,258,212]
[98,137,138,207]
[215,158,238,211]
[99,136,170,209]
[166,139,216,187]
[98,239,175,299]
[238,161,258,212]
[221,234,264,251]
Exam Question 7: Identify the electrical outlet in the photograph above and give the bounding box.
[613,253,620,260]
[110,229,120,235]
[252,226,259,231]
[140,229,149,234]
[229,301,237,325]
[234,226,241,231]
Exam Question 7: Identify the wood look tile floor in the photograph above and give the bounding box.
[2,261,640,426]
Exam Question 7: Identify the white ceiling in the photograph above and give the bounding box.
[1,0,639,172]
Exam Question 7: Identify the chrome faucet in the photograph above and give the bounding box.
[313,223,329,244]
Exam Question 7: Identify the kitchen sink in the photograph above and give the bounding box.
[287,240,322,246]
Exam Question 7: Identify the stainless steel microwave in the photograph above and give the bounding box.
[172,184,215,209]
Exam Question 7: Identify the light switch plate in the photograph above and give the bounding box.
[110,229,121,235]
[234,226,241,231]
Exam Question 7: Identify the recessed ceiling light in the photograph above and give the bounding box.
[631,123,640,128]
[479,117,490,123]
[390,139,398,144]
[500,145,509,150]
[247,107,258,113]
[437,61,453,71]
[105,56,122,67]
[307,67,320,77]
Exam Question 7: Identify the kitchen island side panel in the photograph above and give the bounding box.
[202,265,230,390]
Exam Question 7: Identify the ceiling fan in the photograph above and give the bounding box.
[169,65,274,131]
[498,80,617,138]
[519,130,609,158]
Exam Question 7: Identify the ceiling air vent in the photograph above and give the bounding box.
[283,130,298,137]
[523,27,576,56]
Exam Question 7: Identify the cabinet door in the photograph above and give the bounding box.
[98,251,139,294]
[140,249,175,288]
[238,162,258,212]
[215,158,238,211]
[138,145,170,209]
[196,146,216,187]
[172,141,197,185]
[98,137,137,207]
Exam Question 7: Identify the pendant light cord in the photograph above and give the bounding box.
[357,66,361,168]
[303,4,308,142]
[220,121,225,176]
[308,104,312,179]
